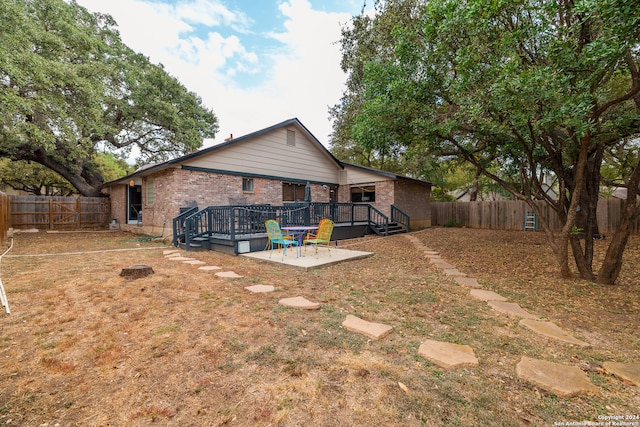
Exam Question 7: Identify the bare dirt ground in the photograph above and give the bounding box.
[0,228,638,426]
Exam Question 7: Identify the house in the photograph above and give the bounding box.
[103,118,431,244]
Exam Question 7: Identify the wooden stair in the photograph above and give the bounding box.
[370,222,408,237]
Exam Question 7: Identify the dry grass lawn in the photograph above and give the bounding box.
[0,228,638,426]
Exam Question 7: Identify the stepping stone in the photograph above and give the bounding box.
[168,256,195,261]
[342,314,393,340]
[423,251,440,256]
[163,250,180,255]
[442,268,466,277]
[165,252,184,257]
[279,296,320,309]
[245,284,275,293]
[199,265,222,271]
[425,254,442,260]
[215,271,243,278]
[454,277,482,288]
[418,339,479,369]
[470,289,507,302]
[183,260,206,265]
[515,356,598,397]
[602,361,640,386]
[520,319,590,347]
[431,260,454,269]
[487,301,539,319]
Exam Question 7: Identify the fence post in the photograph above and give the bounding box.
[49,199,53,230]
[76,198,81,228]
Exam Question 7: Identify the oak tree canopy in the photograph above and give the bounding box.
[0,0,219,196]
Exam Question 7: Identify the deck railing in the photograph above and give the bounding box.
[172,206,198,246]
[391,205,410,232]
[174,202,392,249]
[369,205,389,235]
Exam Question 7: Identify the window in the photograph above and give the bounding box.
[350,185,376,202]
[286,129,295,146]
[242,177,253,192]
[146,178,155,206]
[282,182,305,201]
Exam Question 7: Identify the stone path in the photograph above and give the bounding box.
[245,284,275,293]
[279,296,321,310]
[402,233,636,395]
[516,357,599,397]
[342,314,393,340]
[161,240,639,397]
[418,339,479,369]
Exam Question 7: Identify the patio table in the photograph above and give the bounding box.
[281,225,318,256]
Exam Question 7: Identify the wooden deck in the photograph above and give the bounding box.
[173,203,408,254]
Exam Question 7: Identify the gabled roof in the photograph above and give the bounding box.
[106,118,343,185]
[341,162,431,186]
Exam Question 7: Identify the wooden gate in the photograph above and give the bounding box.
[10,196,110,230]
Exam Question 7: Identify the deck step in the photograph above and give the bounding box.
[370,222,407,236]
[179,242,208,251]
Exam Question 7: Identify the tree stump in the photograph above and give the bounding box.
[120,264,154,279]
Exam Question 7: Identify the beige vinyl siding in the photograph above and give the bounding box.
[185,126,339,183]
[342,164,393,185]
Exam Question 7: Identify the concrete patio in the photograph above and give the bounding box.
[240,246,373,270]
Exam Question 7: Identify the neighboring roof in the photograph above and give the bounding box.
[340,162,432,186]
[105,118,343,186]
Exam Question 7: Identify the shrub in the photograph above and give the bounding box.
[444,218,462,227]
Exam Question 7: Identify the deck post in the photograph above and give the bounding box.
[304,203,311,226]
[230,207,236,241]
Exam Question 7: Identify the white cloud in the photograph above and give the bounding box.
[76,0,355,148]
[172,0,251,31]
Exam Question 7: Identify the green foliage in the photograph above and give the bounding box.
[0,0,218,196]
[444,219,461,228]
[92,153,134,183]
[333,0,640,282]
[430,187,455,202]
[0,159,75,195]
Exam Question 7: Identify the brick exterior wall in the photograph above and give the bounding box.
[393,180,432,229]
[334,179,431,229]
[108,168,334,237]
[105,168,431,237]
[107,185,127,225]
[372,180,395,217]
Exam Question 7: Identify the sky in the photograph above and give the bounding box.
[74,0,371,150]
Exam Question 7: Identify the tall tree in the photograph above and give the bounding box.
[330,0,425,173]
[0,153,132,196]
[0,158,75,195]
[0,0,219,196]
[335,0,640,283]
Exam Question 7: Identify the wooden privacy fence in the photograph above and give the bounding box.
[0,192,10,242]
[431,199,640,235]
[10,195,110,230]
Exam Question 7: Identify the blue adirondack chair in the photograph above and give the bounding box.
[265,219,299,260]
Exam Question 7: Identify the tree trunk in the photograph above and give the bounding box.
[469,168,480,201]
[557,136,591,279]
[120,264,155,279]
[597,157,640,284]
[569,147,603,281]
[570,236,594,280]
[27,146,105,197]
